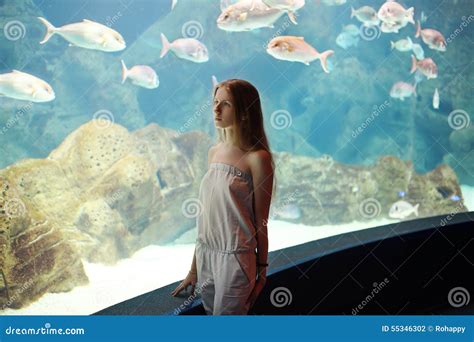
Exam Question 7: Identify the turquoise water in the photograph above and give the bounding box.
[0,0,472,179]
[0,0,473,313]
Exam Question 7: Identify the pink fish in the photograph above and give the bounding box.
[380,20,405,33]
[377,1,415,25]
[415,20,446,52]
[390,81,417,101]
[121,60,159,89]
[266,35,334,73]
[410,55,438,79]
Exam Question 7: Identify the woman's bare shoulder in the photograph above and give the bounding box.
[247,149,273,172]
[208,143,221,165]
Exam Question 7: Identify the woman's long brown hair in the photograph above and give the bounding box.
[213,79,277,199]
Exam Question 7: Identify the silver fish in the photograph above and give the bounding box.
[389,200,419,219]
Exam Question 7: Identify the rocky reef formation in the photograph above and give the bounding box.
[0,119,468,310]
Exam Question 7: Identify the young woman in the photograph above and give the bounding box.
[171,79,276,315]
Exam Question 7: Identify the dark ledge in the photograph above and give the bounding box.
[94,211,474,315]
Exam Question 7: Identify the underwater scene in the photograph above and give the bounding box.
[0,0,472,314]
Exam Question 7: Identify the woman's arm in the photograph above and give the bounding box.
[247,150,273,307]
[249,150,274,267]
[190,246,197,273]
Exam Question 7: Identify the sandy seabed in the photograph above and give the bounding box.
[2,185,473,315]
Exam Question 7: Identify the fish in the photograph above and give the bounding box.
[377,1,415,25]
[160,33,209,63]
[389,81,417,101]
[171,0,178,10]
[37,17,126,52]
[411,43,425,59]
[433,87,439,109]
[336,32,359,49]
[390,36,413,51]
[217,0,294,31]
[389,200,419,219]
[342,24,360,36]
[274,203,302,220]
[410,55,438,79]
[121,60,159,89]
[398,191,406,197]
[351,6,380,27]
[450,194,460,201]
[262,0,305,11]
[320,0,347,6]
[415,20,447,52]
[0,69,55,102]
[266,35,334,72]
[380,20,405,33]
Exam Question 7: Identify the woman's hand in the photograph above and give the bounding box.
[170,271,197,297]
[248,266,267,308]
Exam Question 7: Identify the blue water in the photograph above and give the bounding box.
[0,0,471,182]
[0,0,473,314]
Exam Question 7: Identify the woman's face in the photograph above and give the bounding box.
[213,86,235,128]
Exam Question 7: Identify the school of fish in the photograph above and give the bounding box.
[0,0,447,112]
